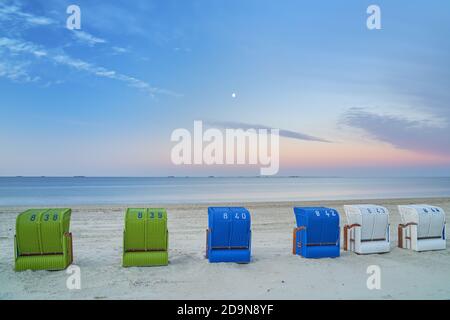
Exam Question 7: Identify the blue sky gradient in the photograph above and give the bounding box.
[1,0,449,176]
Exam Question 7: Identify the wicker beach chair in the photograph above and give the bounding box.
[14,208,73,271]
[293,207,340,258]
[343,205,390,254]
[206,207,252,263]
[122,208,169,267]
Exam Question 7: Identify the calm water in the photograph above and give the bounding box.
[0,177,449,206]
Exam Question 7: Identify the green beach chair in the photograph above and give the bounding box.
[14,208,73,271]
[122,208,169,267]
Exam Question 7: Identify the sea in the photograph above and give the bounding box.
[0,176,449,206]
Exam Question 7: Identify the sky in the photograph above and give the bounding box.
[0,0,449,177]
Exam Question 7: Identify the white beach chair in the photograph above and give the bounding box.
[343,205,390,254]
[398,205,446,252]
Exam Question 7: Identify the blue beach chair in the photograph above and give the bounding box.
[293,207,340,258]
[206,207,252,263]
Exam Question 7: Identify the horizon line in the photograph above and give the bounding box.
[1,175,450,179]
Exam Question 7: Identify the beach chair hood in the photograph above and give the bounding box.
[293,207,340,258]
[294,207,340,245]
[344,205,389,241]
[209,207,251,248]
[399,205,445,238]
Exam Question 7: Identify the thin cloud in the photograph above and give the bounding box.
[1,3,107,48]
[341,107,450,155]
[52,54,179,96]
[0,2,177,97]
[0,61,39,83]
[71,30,107,47]
[112,46,129,54]
[207,121,332,143]
[0,2,55,26]
[0,37,46,57]
[0,37,179,97]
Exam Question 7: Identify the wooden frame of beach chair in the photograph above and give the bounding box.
[292,226,306,255]
[343,224,360,251]
[398,222,417,249]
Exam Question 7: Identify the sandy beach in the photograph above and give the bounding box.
[1,197,449,300]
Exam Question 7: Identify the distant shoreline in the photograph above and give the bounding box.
[1,177,449,207]
[1,176,450,179]
[1,196,449,210]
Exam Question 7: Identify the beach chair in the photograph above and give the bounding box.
[293,207,340,258]
[122,208,169,267]
[343,205,390,254]
[206,207,251,263]
[398,205,446,252]
[14,208,73,271]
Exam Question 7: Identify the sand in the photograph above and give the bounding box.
[1,197,449,300]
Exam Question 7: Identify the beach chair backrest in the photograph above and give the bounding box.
[345,205,389,240]
[399,205,445,238]
[39,209,70,253]
[124,208,147,251]
[209,207,232,248]
[146,209,167,250]
[208,207,251,248]
[16,208,71,255]
[426,206,446,238]
[229,207,251,248]
[294,207,339,245]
